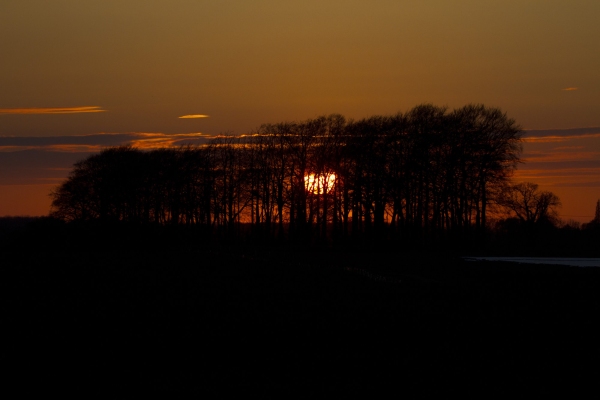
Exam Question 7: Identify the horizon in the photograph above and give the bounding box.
[1,117,599,224]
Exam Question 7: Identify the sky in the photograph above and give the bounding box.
[1,0,599,222]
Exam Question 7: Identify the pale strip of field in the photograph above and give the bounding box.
[463,257,600,267]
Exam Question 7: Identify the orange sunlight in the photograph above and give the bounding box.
[304,173,336,194]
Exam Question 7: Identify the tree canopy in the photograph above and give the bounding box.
[50,104,523,242]
[498,182,561,226]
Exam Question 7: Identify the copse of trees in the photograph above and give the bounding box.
[498,182,561,227]
[50,104,523,243]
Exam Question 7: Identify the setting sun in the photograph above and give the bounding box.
[304,173,336,194]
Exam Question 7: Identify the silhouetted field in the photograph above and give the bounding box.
[3,222,599,395]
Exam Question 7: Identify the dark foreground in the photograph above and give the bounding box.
[3,234,600,395]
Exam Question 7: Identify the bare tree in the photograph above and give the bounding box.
[499,182,561,226]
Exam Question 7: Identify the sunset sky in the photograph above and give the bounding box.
[1,1,599,222]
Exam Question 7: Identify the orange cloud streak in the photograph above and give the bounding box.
[127,132,214,149]
[178,114,209,119]
[129,138,180,150]
[0,106,106,115]
[522,133,600,143]
[522,151,600,163]
[515,167,600,178]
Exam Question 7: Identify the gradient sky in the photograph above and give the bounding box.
[1,1,599,221]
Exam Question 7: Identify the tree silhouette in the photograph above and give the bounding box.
[583,199,600,231]
[50,104,524,244]
[498,182,561,227]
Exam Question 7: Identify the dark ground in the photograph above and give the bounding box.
[3,227,599,396]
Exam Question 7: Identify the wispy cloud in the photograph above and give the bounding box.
[0,132,215,152]
[522,127,600,143]
[555,181,600,188]
[127,133,210,149]
[523,136,572,143]
[0,150,90,185]
[517,126,600,193]
[553,146,585,151]
[178,114,209,119]
[514,167,600,187]
[0,132,217,185]
[524,127,600,137]
[562,87,578,91]
[522,150,600,164]
[0,106,106,115]
[523,134,600,143]
[515,168,600,178]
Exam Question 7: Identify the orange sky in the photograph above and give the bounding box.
[1,1,599,222]
[515,128,600,222]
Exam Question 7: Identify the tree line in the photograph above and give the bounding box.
[50,104,523,242]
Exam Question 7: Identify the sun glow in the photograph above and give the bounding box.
[304,173,336,194]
